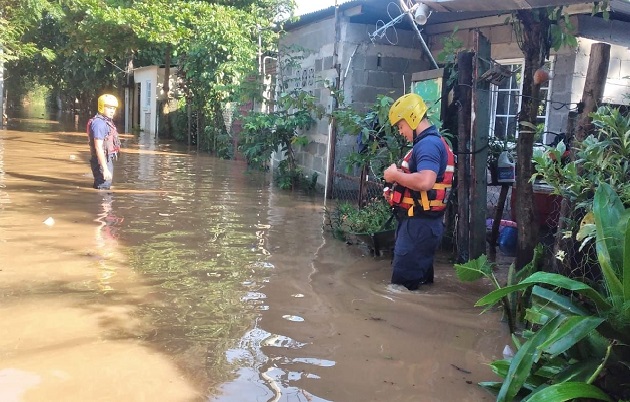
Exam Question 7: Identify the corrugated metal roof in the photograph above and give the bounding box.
[286,0,630,30]
[424,0,594,12]
[286,0,496,30]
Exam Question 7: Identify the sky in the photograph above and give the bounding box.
[295,0,339,15]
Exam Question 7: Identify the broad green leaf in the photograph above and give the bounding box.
[532,355,568,379]
[515,244,544,282]
[476,272,611,312]
[530,286,588,318]
[537,316,604,358]
[511,334,522,350]
[593,183,624,303]
[489,359,511,378]
[479,381,503,392]
[524,308,547,325]
[624,213,630,301]
[497,315,564,402]
[454,254,494,282]
[554,358,602,383]
[522,382,612,402]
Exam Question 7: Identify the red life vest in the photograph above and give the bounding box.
[87,114,121,157]
[388,135,455,217]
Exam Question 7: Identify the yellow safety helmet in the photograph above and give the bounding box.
[98,94,119,114]
[388,93,428,130]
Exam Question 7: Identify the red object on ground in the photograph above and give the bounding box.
[510,182,562,228]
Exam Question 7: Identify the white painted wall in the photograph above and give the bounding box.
[133,66,159,136]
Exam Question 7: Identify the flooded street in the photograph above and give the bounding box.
[0,114,509,402]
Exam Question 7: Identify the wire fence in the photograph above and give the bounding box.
[330,134,386,205]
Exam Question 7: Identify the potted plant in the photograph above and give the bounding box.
[324,198,397,255]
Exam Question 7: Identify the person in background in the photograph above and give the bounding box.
[383,93,455,290]
[88,94,121,190]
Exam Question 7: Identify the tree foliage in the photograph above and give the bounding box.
[4,0,295,121]
[0,0,60,62]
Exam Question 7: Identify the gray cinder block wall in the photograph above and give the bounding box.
[277,13,431,187]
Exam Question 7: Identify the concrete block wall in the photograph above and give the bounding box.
[277,15,430,186]
[574,16,630,107]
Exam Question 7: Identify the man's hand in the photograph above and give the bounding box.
[101,166,112,181]
[383,163,400,184]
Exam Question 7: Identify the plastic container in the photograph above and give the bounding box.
[486,218,518,256]
[498,225,518,257]
[497,151,515,184]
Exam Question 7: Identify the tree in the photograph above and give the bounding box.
[0,0,59,62]
[512,9,551,270]
[510,2,609,270]
[4,0,295,136]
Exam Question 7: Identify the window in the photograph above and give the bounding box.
[490,59,553,143]
[145,81,152,108]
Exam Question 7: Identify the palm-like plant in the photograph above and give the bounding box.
[455,183,630,401]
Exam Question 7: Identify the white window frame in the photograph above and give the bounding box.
[489,57,554,144]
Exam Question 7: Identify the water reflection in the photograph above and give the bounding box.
[0,133,8,211]
[94,193,124,292]
[219,327,328,402]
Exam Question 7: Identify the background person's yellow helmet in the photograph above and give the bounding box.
[98,94,119,114]
[388,93,428,130]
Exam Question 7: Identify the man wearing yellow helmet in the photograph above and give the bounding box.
[383,93,455,290]
[88,94,121,190]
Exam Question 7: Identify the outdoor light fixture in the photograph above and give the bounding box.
[413,3,431,25]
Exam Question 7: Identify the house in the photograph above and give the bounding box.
[279,0,439,191]
[423,0,630,144]
[279,0,630,195]
[130,65,180,136]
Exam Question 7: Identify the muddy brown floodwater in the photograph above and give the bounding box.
[0,112,509,402]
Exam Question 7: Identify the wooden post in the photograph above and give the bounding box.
[470,32,491,259]
[575,43,610,144]
[456,52,473,263]
[187,100,192,146]
[325,4,341,200]
[552,43,609,275]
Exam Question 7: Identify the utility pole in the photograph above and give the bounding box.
[325,0,341,200]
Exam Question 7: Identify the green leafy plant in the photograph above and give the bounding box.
[239,88,323,188]
[455,245,543,333]
[324,198,396,240]
[275,160,318,191]
[332,95,406,180]
[534,106,630,210]
[436,28,464,87]
[457,183,630,402]
[238,48,324,190]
